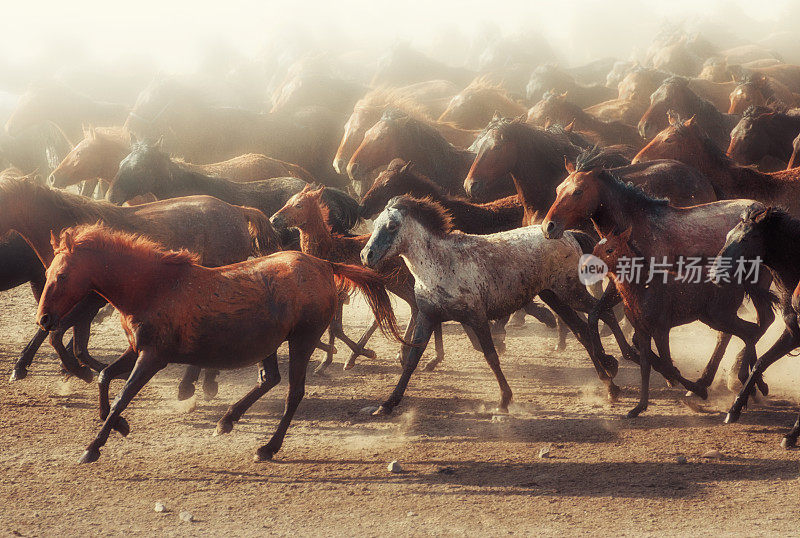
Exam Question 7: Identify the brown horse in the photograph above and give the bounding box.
[37,224,404,463]
[333,89,478,176]
[527,93,643,148]
[464,117,716,227]
[634,115,800,215]
[590,225,763,418]
[347,109,515,199]
[728,74,797,115]
[49,127,314,192]
[0,176,277,396]
[727,106,800,170]
[271,185,446,372]
[541,162,775,393]
[124,77,347,186]
[638,77,739,145]
[526,64,616,108]
[4,81,128,145]
[438,79,528,130]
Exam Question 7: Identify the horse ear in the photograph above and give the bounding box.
[62,230,75,253]
[753,207,770,223]
[559,91,568,100]
[491,110,501,122]
[619,226,633,243]
[564,120,574,132]
[50,230,59,250]
[564,155,575,173]
[684,115,698,128]
[400,160,413,174]
[590,218,604,238]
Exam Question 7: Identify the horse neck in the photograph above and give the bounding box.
[762,216,800,290]
[413,139,471,192]
[397,221,453,284]
[166,161,241,202]
[593,180,660,240]
[295,207,334,258]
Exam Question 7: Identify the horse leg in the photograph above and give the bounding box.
[539,290,621,400]
[216,353,280,435]
[10,328,49,381]
[692,332,732,393]
[626,332,652,419]
[97,347,138,435]
[703,307,763,395]
[554,316,568,351]
[508,309,527,328]
[524,302,557,328]
[462,324,482,351]
[344,321,378,370]
[397,308,418,366]
[178,367,201,400]
[202,369,220,400]
[725,326,800,424]
[50,327,94,382]
[652,331,707,399]
[423,324,445,372]
[71,320,108,372]
[321,301,376,374]
[316,301,341,375]
[491,316,507,355]
[79,178,99,198]
[255,338,316,461]
[781,413,800,449]
[373,313,435,416]
[469,320,513,412]
[80,351,166,463]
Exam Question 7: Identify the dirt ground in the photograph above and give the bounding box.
[0,284,798,537]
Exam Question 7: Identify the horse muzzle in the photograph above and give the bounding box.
[37,313,58,331]
[542,219,564,240]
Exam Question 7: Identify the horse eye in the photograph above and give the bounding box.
[56,273,67,282]
[387,221,398,231]
[606,248,614,254]
[573,189,584,197]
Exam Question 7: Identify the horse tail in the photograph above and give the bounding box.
[320,187,362,234]
[567,230,597,254]
[329,262,408,344]
[239,206,281,256]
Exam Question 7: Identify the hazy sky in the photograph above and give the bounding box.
[0,0,795,71]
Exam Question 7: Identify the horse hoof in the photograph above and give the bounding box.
[313,364,330,376]
[372,405,392,417]
[692,386,708,400]
[724,409,741,424]
[9,368,27,382]
[423,359,440,372]
[362,349,377,360]
[554,343,566,353]
[601,354,618,378]
[75,366,94,384]
[607,383,621,402]
[114,417,130,437]
[625,407,644,419]
[494,342,507,355]
[79,448,101,464]
[254,446,275,462]
[780,437,796,450]
[203,381,219,401]
[214,418,234,436]
[177,383,196,401]
[343,357,356,370]
[757,380,769,397]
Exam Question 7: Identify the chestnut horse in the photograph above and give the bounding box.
[591,225,764,418]
[464,117,716,227]
[49,127,314,193]
[719,207,800,447]
[361,195,629,412]
[333,88,478,176]
[638,77,739,146]
[527,93,643,148]
[272,185,447,372]
[728,74,797,115]
[37,224,404,463]
[0,176,277,398]
[438,79,528,130]
[347,109,515,199]
[634,115,800,215]
[541,163,775,393]
[107,140,360,239]
[727,106,800,170]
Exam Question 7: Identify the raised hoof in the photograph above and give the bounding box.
[554,341,567,353]
[79,448,101,464]
[601,354,619,378]
[9,367,27,382]
[423,359,442,372]
[343,357,357,370]
[371,405,392,417]
[757,379,769,397]
[361,348,377,360]
[203,380,219,401]
[254,446,275,461]
[724,408,741,424]
[113,417,130,437]
[607,383,621,402]
[177,382,196,401]
[214,418,234,436]
[780,437,796,449]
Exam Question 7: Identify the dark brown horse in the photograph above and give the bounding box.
[271,185,446,372]
[728,74,797,115]
[527,93,643,148]
[541,161,775,393]
[107,140,360,238]
[464,117,716,227]
[638,77,739,146]
[347,109,515,199]
[634,115,800,215]
[0,176,277,397]
[727,106,800,170]
[37,224,404,463]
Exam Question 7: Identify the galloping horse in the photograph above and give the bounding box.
[634,115,800,215]
[37,224,404,463]
[541,161,774,393]
[360,195,629,412]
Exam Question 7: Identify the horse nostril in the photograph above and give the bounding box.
[546,221,555,233]
[39,314,50,328]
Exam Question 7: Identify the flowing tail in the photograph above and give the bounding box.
[329,262,408,344]
[239,206,281,256]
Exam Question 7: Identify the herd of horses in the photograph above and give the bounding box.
[5,29,800,463]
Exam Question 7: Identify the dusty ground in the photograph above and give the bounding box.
[0,284,799,537]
